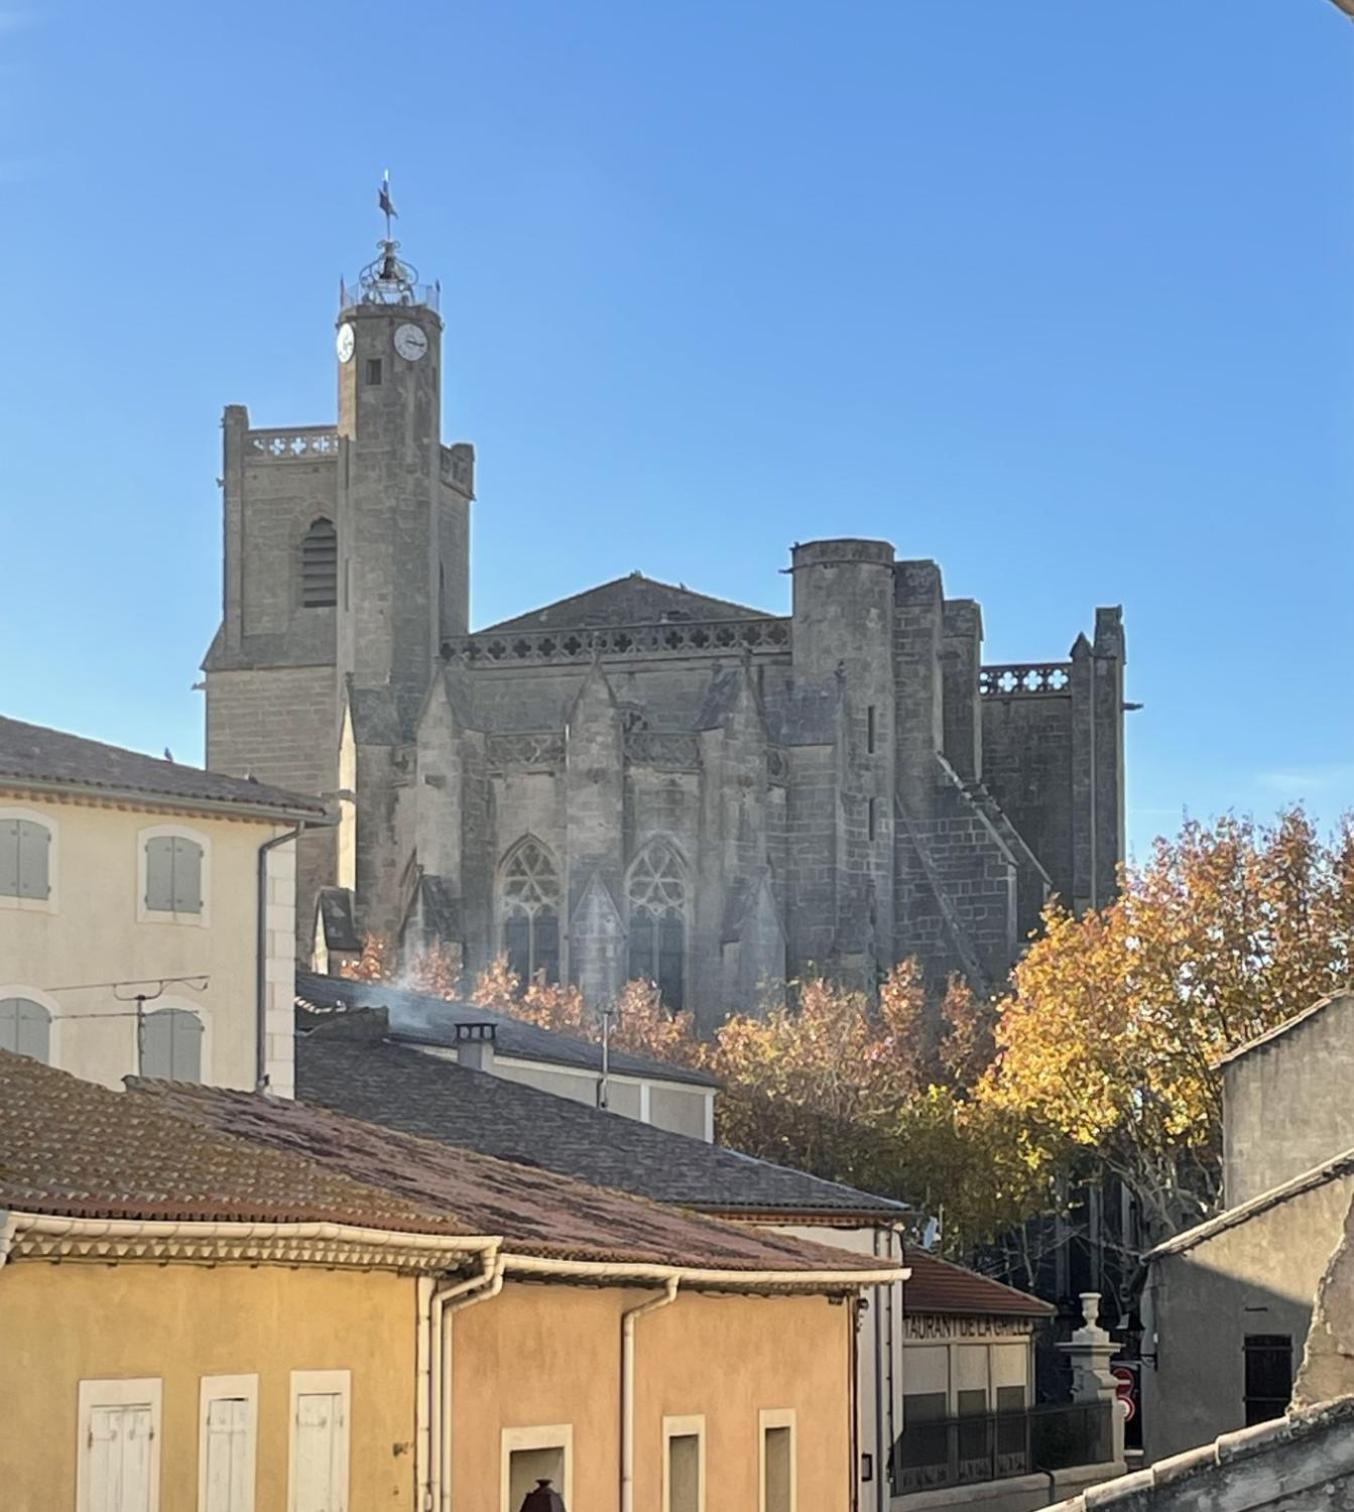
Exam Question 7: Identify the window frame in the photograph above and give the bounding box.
[77,1376,163,1512]
[138,824,211,927]
[626,835,689,1010]
[663,1414,706,1512]
[759,1408,796,1512]
[497,835,562,985]
[0,805,57,914]
[0,984,61,1067]
[1243,1333,1293,1427]
[199,1373,259,1512]
[287,1369,350,1512]
[499,1423,574,1512]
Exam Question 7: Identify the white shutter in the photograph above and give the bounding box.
[293,1394,343,1512]
[16,819,50,899]
[204,1397,251,1512]
[0,818,20,896]
[145,838,176,912]
[171,838,203,914]
[87,1403,154,1512]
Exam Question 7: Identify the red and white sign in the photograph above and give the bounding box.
[1112,1365,1137,1424]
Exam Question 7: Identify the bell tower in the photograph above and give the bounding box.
[334,220,472,733]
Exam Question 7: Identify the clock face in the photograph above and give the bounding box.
[394,323,429,362]
[336,323,355,364]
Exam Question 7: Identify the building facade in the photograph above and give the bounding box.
[0,714,326,1096]
[204,235,1128,1023]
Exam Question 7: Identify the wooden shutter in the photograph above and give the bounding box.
[87,1403,154,1512]
[141,1010,202,1083]
[15,820,50,899]
[204,1397,252,1512]
[171,838,203,914]
[145,838,176,912]
[0,818,16,895]
[0,997,50,1063]
[293,1393,344,1512]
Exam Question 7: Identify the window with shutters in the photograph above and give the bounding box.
[759,1410,796,1512]
[663,1416,705,1512]
[78,1377,161,1512]
[289,1370,349,1512]
[139,827,209,924]
[140,1007,205,1083]
[199,1375,257,1512]
[627,838,687,1010]
[0,995,52,1063]
[499,837,561,985]
[300,518,338,609]
[0,808,56,912]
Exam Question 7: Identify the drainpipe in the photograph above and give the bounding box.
[621,1278,679,1512]
[435,1255,506,1512]
[255,824,301,1091]
[873,1230,886,1512]
[0,1210,13,1272]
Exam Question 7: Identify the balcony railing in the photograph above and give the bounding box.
[891,1400,1113,1497]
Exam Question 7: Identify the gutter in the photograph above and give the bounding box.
[0,775,326,826]
[621,1278,679,1512]
[503,1254,908,1291]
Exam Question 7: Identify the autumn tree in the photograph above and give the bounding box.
[977,809,1354,1248]
[340,934,463,1000]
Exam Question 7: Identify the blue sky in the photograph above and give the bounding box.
[1,1,1350,860]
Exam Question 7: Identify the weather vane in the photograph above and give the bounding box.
[352,170,419,304]
[379,168,398,240]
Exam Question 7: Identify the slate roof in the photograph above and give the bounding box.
[295,1022,906,1220]
[296,970,719,1089]
[480,573,771,634]
[902,1249,1054,1317]
[130,1072,894,1279]
[0,714,327,819]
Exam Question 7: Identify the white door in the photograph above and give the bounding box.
[293,1393,344,1512]
[87,1404,154,1512]
[203,1397,252,1512]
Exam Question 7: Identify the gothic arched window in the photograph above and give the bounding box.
[499,837,560,984]
[627,839,687,1009]
[301,517,338,608]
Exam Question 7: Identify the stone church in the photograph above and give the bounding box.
[203,235,1128,1028]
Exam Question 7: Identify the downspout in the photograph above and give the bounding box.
[621,1278,680,1512]
[256,823,301,1091]
[873,1230,886,1512]
[436,1255,506,1512]
[849,1293,861,1512]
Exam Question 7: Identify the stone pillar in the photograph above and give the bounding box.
[940,599,982,783]
[1057,1292,1126,1467]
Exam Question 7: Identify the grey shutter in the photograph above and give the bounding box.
[0,998,51,1062]
[142,1009,202,1082]
[16,821,50,900]
[171,838,204,914]
[145,837,176,911]
[0,820,20,897]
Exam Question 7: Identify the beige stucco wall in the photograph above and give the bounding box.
[0,1259,415,1512]
[0,789,296,1092]
[451,1279,853,1512]
[1223,996,1354,1207]
[1143,1174,1354,1462]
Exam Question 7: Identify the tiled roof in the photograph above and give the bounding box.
[296,970,719,1089]
[902,1249,1054,1318]
[0,1051,457,1233]
[479,573,770,634]
[295,1021,906,1220]
[0,715,327,818]
[128,1074,895,1278]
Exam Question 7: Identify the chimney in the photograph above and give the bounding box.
[454,1020,496,1074]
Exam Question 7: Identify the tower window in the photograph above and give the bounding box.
[364,357,383,387]
[301,518,338,608]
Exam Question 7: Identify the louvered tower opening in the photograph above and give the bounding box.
[301,518,338,608]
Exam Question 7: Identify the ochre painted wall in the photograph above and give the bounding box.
[0,790,296,1092]
[451,1281,853,1512]
[0,1260,415,1512]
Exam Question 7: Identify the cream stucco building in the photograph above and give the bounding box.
[0,714,327,1096]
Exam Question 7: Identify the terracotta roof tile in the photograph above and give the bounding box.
[902,1248,1054,1317]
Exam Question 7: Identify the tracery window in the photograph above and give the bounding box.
[499,837,560,984]
[627,839,687,1009]
[301,517,338,608]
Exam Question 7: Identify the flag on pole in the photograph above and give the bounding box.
[379,170,398,221]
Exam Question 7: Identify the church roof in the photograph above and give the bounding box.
[295,1017,907,1222]
[296,970,719,1089]
[478,572,771,634]
[0,714,327,820]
